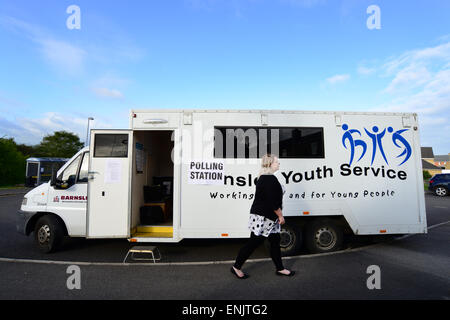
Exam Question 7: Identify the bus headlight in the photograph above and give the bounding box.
[22,197,27,206]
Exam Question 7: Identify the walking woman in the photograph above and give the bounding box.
[231,154,295,279]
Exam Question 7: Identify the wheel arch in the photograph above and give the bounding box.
[285,215,354,235]
[26,212,69,236]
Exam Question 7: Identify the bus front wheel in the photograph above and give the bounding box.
[34,215,64,253]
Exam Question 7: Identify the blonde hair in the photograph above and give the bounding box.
[258,154,278,177]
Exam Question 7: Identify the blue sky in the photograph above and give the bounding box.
[0,0,449,154]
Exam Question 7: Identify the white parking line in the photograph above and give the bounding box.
[0,193,27,197]
[0,221,449,267]
[427,220,450,230]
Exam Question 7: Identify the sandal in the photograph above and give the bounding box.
[276,270,295,277]
[230,267,249,279]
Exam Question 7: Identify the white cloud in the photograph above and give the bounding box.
[0,16,87,76]
[383,64,432,93]
[357,66,376,75]
[0,112,114,145]
[383,42,450,77]
[369,40,450,154]
[91,73,131,89]
[282,0,326,7]
[93,88,124,99]
[375,42,450,113]
[326,74,350,84]
[39,39,86,76]
[0,91,28,110]
[90,74,130,99]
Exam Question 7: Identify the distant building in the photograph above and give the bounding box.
[421,147,434,166]
[433,154,450,169]
[421,159,442,176]
[420,147,450,176]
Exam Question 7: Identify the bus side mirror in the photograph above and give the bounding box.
[50,169,57,186]
[50,170,66,189]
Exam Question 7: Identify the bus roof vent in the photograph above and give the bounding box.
[143,119,168,124]
[261,113,268,126]
[184,112,193,125]
[335,114,343,126]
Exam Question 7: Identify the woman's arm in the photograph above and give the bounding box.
[263,176,284,224]
[274,208,285,225]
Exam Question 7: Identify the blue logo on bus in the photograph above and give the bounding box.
[341,124,412,166]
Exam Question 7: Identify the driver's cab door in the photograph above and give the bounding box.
[47,150,89,236]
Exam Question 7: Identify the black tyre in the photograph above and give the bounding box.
[265,223,303,256]
[305,218,343,254]
[34,215,64,253]
[280,223,303,256]
[434,186,448,197]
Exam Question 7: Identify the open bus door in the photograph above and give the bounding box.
[87,130,133,238]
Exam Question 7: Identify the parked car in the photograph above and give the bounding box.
[429,174,450,197]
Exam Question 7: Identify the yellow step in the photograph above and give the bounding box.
[136,226,173,233]
[132,232,173,238]
[132,226,173,238]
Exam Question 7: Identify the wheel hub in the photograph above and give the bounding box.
[436,187,446,196]
[315,227,336,249]
[280,229,294,248]
[38,225,51,244]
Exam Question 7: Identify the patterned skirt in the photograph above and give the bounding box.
[248,213,281,237]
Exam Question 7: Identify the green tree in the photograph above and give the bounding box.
[35,131,84,158]
[0,138,26,187]
[16,143,37,158]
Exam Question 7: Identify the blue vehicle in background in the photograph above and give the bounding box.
[428,173,450,197]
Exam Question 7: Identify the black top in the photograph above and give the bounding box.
[250,174,283,221]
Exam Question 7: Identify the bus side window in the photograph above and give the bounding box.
[94,134,128,157]
[58,155,81,188]
[77,152,89,183]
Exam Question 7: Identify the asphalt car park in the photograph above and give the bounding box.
[0,191,398,263]
[0,188,448,264]
[0,189,449,300]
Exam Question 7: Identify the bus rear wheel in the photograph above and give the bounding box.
[305,218,343,254]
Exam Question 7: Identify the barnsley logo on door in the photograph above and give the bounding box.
[55,195,88,202]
